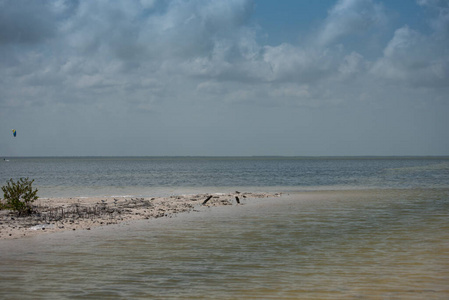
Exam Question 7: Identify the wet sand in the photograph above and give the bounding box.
[0,192,280,240]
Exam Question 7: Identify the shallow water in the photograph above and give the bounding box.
[1,189,448,299]
[1,157,448,197]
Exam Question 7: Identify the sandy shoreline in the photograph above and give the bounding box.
[0,192,280,240]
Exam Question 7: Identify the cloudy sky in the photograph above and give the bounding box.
[1,0,448,156]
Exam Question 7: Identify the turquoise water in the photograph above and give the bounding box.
[0,157,448,298]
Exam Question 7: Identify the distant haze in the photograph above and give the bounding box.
[1,0,448,156]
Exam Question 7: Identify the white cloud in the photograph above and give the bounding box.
[339,52,365,76]
[2,0,447,110]
[418,0,449,38]
[140,0,157,9]
[1,0,449,156]
[260,44,335,83]
[371,23,449,87]
[316,0,386,46]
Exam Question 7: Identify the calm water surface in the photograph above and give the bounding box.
[1,157,448,197]
[0,157,448,299]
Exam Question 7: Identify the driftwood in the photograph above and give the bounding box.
[201,195,213,205]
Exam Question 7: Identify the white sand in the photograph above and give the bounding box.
[0,192,280,240]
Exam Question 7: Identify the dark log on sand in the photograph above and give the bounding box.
[202,195,213,205]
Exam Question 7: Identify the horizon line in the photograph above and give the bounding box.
[2,155,449,159]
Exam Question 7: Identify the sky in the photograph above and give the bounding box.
[0,0,448,157]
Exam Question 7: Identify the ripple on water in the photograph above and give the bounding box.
[0,189,448,299]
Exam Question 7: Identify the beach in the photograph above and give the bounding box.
[0,191,280,240]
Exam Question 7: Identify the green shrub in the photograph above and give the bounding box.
[1,178,39,216]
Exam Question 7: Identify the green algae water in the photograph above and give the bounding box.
[0,157,448,298]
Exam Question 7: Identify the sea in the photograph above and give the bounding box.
[0,157,448,299]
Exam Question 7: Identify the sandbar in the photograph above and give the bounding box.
[0,192,280,240]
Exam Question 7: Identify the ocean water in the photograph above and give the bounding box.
[1,156,448,197]
[0,157,448,299]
